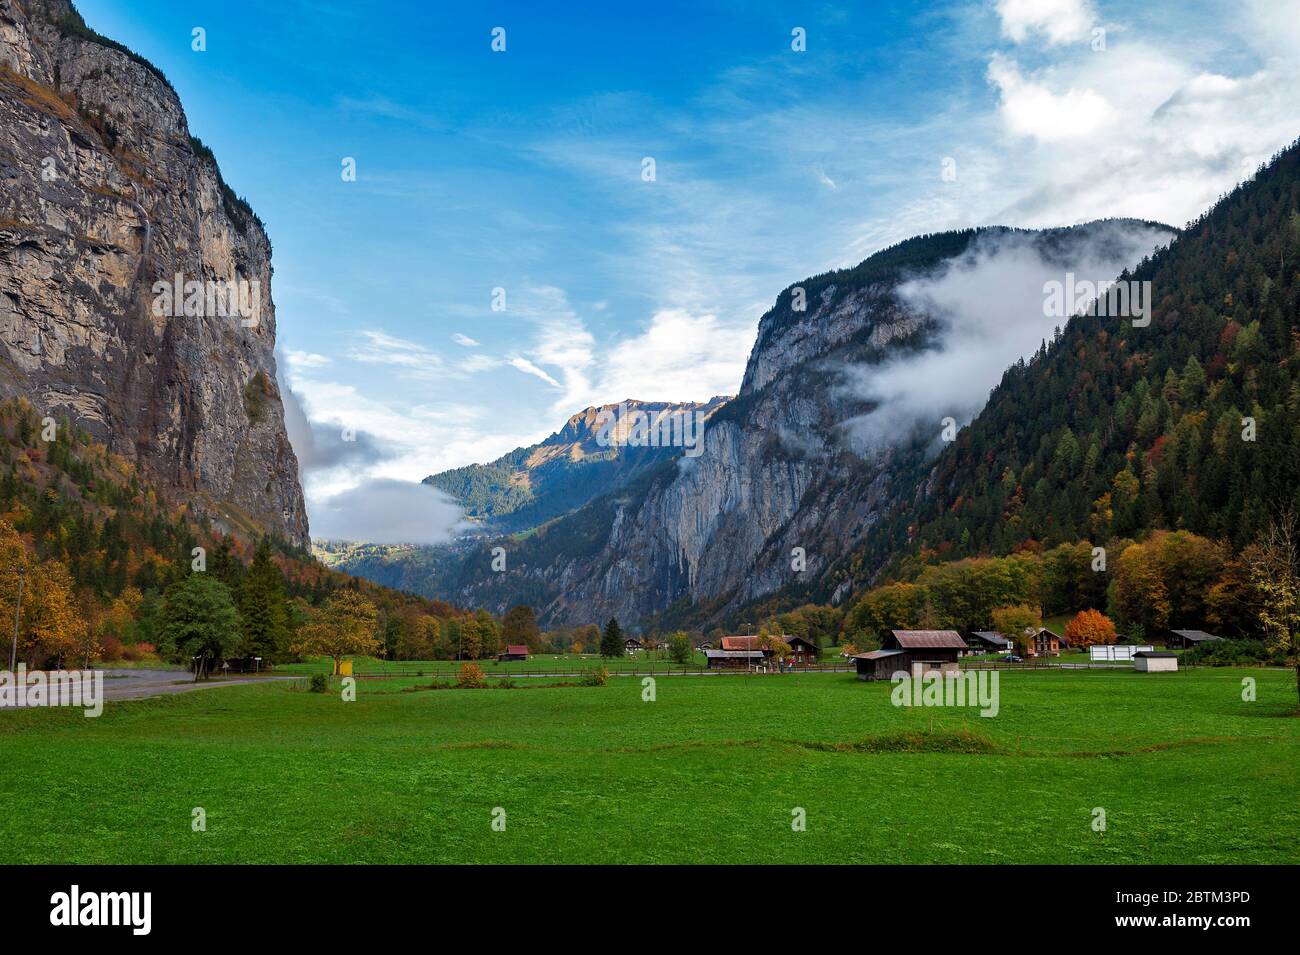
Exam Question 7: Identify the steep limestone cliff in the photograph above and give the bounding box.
[0,0,307,544]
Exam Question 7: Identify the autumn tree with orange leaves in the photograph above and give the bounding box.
[1064,609,1118,649]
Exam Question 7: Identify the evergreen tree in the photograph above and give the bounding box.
[600,617,624,658]
[210,536,244,592]
[237,537,290,661]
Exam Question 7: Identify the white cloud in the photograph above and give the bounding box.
[508,356,562,388]
[310,479,462,545]
[286,350,331,369]
[597,309,749,402]
[987,54,1116,143]
[349,330,444,378]
[452,333,480,346]
[996,0,1097,46]
[505,286,598,413]
[843,221,1174,451]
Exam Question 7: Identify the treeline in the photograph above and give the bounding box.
[841,529,1266,646]
[0,399,463,669]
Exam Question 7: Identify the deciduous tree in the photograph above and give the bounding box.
[291,589,380,675]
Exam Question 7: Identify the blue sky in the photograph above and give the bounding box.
[75,0,1300,540]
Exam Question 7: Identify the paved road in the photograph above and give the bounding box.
[2,668,303,704]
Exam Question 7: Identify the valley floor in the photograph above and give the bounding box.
[0,668,1295,864]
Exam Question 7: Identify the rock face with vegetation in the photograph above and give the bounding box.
[0,0,308,545]
[422,396,730,534]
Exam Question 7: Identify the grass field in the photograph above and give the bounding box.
[272,651,760,675]
[2,667,1296,864]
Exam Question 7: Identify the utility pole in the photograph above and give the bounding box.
[10,566,24,673]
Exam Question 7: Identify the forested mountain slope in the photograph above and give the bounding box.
[900,137,1300,564]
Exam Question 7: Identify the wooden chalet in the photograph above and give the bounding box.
[785,635,820,665]
[853,630,966,681]
[966,630,1013,653]
[1029,628,1062,658]
[498,645,529,662]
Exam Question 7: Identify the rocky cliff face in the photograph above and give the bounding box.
[397,220,1170,629]
[0,0,307,545]
[423,396,729,534]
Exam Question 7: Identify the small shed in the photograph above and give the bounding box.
[1133,651,1178,672]
[498,645,529,662]
[1168,630,1222,649]
[852,649,907,681]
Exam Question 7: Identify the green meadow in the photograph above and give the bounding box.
[1,667,1296,864]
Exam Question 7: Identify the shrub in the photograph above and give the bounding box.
[98,635,125,662]
[1183,638,1276,667]
[457,662,487,688]
[122,641,157,662]
[308,673,328,693]
[497,678,517,689]
[579,666,609,687]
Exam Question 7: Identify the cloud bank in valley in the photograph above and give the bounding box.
[279,355,463,545]
[307,478,463,546]
[841,220,1175,453]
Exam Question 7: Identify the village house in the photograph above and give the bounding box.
[498,645,529,662]
[1167,629,1223,649]
[719,634,816,665]
[852,630,966,681]
[624,637,643,655]
[1029,628,1064,658]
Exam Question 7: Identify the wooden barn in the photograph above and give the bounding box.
[852,630,966,681]
[1168,629,1222,649]
[498,645,529,662]
[703,649,766,669]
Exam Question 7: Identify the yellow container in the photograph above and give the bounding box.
[338,660,353,676]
